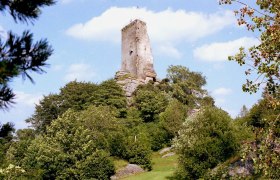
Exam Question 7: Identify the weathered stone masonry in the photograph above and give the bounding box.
[115,19,157,97]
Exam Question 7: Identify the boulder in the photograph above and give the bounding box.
[111,164,145,180]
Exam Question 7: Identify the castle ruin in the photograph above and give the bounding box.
[115,19,157,97]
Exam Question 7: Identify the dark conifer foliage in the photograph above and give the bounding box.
[0,0,55,23]
[0,0,55,110]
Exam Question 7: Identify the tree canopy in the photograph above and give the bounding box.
[174,107,238,179]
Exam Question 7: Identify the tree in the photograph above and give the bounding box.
[166,65,207,106]
[160,99,188,138]
[206,98,280,179]
[5,129,36,167]
[173,107,238,179]
[27,80,126,133]
[60,81,98,111]
[109,127,153,170]
[0,122,15,166]
[0,0,55,109]
[90,79,127,110]
[23,108,115,179]
[26,94,62,133]
[134,89,168,122]
[219,0,279,107]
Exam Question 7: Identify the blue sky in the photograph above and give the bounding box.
[0,0,262,129]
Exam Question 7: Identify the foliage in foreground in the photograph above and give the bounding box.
[0,0,55,110]
[9,107,117,179]
[220,0,279,105]
[3,65,216,178]
[205,98,280,179]
[173,107,239,179]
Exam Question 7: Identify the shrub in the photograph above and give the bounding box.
[173,107,239,179]
[145,123,169,151]
[160,99,187,138]
[134,89,168,122]
[22,109,115,179]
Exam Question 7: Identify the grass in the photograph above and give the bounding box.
[121,152,178,180]
[113,157,129,170]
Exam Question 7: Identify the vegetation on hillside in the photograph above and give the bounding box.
[0,0,278,179]
[0,65,211,179]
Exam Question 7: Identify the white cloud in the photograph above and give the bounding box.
[15,91,43,107]
[156,44,182,59]
[64,63,95,82]
[0,91,42,129]
[66,7,235,44]
[0,25,7,39]
[193,37,260,62]
[211,87,234,116]
[212,87,232,96]
[60,0,73,4]
[210,87,237,118]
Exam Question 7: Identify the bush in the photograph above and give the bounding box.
[160,99,187,138]
[125,134,152,170]
[22,109,115,179]
[173,107,239,179]
[77,150,115,180]
[145,123,169,151]
[109,128,152,170]
[134,89,168,122]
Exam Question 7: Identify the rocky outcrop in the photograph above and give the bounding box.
[159,147,172,155]
[110,164,145,180]
[115,71,145,97]
[162,152,176,158]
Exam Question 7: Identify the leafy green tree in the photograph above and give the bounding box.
[160,99,188,138]
[118,107,143,128]
[0,122,15,166]
[166,65,207,106]
[173,107,238,179]
[90,79,127,116]
[209,98,280,179]
[134,89,168,122]
[200,96,215,107]
[5,129,36,167]
[0,0,55,109]
[23,108,115,179]
[144,122,169,151]
[242,98,280,178]
[26,94,62,133]
[109,124,153,170]
[60,81,98,111]
[27,80,126,133]
[125,133,152,170]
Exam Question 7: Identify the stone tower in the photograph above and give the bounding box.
[116,19,157,97]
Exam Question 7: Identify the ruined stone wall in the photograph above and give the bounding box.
[116,19,157,97]
[120,20,156,80]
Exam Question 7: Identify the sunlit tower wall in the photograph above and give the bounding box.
[120,19,156,81]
